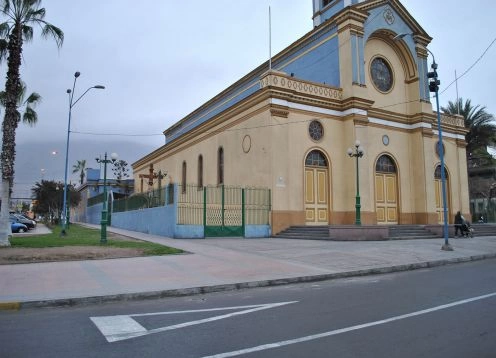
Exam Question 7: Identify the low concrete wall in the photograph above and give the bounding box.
[245,225,271,238]
[175,225,204,239]
[86,203,103,225]
[111,205,177,237]
[329,225,389,241]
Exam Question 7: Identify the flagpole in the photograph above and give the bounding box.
[455,70,460,114]
[269,6,272,71]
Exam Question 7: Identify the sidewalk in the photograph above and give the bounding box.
[1,224,496,309]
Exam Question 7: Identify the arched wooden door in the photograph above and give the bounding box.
[434,165,450,224]
[375,155,399,225]
[304,150,329,225]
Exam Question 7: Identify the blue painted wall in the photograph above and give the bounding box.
[245,225,271,238]
[166,25,340,145]
[111,205,177,237]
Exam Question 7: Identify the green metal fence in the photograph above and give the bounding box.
[88,193,105,207]
[113,185,171,213]
[178,184,271,237]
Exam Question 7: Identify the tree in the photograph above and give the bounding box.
[112,159,130,185]
[0,0,63,246]
[442,98,496,159]
[72,159,86,185]
[31,180,80,224]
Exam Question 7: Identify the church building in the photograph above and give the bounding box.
[133,0,469,235]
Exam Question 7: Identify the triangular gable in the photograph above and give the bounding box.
[355,0,432,43]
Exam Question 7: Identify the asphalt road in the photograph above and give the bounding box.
[1,259,495,358]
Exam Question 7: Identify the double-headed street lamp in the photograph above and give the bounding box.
[96,152,118,244]
[347,140,365,225]
[61,72,105,236]
[393,33,452,251]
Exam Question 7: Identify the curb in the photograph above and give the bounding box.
[3,253,496,311]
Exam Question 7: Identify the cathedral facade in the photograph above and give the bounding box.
[133,0,469,235]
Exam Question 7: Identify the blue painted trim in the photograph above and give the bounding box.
[358,35,365,85]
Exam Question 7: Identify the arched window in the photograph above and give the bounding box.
[198,155,203,188]
[434,165,449,179]
[218,147,224,185]
[182,161,187,193]
[375,155,396,173]
[305,150,327,167]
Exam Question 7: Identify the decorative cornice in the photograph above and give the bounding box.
[259,70,343,102]
[270,107,289,118]
[341,97,375,111]
[334,7,369,28]
[440,113,465,128]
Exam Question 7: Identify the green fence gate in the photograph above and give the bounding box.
[204,185,244,237]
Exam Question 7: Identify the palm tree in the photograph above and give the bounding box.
[72,159,87,185]
[441,98,496,158]
[0,0,63,246]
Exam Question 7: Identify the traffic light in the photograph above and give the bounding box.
[427,63,440,93]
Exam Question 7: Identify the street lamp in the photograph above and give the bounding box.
[96,152,118,244]
[61,71,105,236]
[393,33,452,251]
[347,140,365,225]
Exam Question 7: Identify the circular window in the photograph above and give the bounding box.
[382,135,390,146]
[371,57,393,92]
[309,120,324,141]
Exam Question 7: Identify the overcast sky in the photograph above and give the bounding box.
[6,0,496,198]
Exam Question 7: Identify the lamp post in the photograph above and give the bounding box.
[393,33,452,251]
[96,152,118,244]
[61,72,105,236]
[347,140,365,225]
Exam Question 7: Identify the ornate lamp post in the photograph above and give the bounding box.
[61,71,105,236]
[96,152,118,244]
[347,141,365,225]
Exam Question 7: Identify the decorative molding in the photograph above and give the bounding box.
[440,113,464,128]
[270,108,289,118]
[260,71,343,101]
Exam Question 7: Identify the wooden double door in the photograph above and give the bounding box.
[304,150,329,225]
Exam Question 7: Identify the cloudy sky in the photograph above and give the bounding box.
[6,0,496,198]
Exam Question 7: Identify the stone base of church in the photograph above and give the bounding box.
[272,210,452,236]
[328,225,389,241]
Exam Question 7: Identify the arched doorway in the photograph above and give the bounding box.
[375,155,399,224]
[434,165,450,224]
[304,150,329,225]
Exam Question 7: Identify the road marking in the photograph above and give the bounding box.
[202,292,496,358]
[91,301,297,342]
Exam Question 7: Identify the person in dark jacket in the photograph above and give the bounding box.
[454,211,463,237]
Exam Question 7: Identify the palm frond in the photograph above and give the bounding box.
[0,38,7,61]
[0,21,10,37]
[21,24,33,42]
[40,22,63,48]
[22,105,37,125]
[26,6,45,21]
[24,91,41,106]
